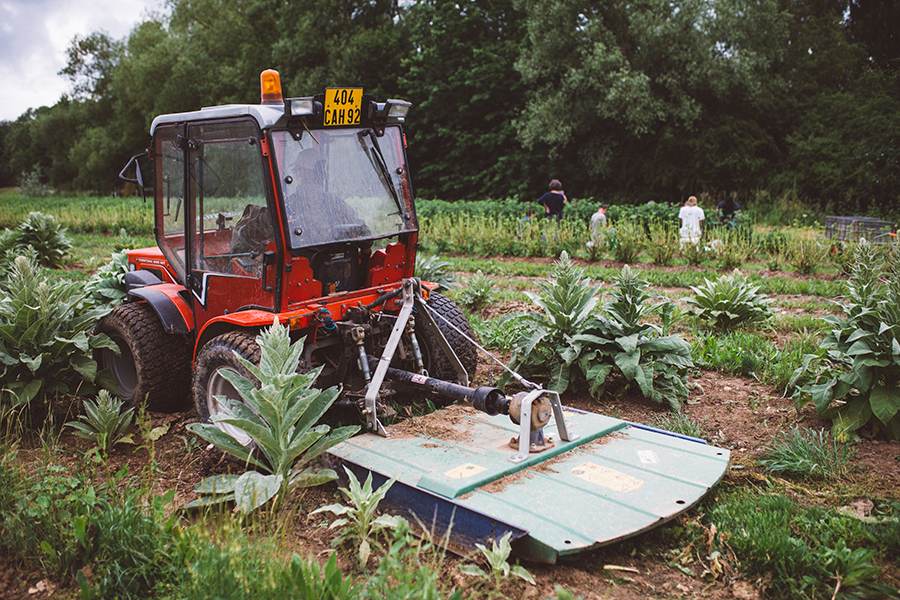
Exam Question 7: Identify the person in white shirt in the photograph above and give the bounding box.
[679,196,704,245]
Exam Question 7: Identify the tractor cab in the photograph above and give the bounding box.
[136,71,418,335]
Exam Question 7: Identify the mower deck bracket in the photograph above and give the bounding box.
[510,389,579,463]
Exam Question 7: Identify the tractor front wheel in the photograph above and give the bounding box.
[95,302,191,411]
[192,331,261,448]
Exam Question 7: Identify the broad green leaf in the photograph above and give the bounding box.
[184,493,235,509]
[290,468,338,488]
[20,353,43,374]
[185,422,264,469]
[233,471,282,514]
[194,474,240,495]
[145,424,170,441]
[846,339,873,357]
[869,384,900,425]
[296,425,358,464]
[311,503,352,517]
[359,539,371,566]
[616,334,639,355]
[548,362,571,393]
[807,378,836,414]
[846,328,870,343]
[633,364,653,398]
[460,565,486,577]
[511,565,536,584]
[615,350,641,380]
[69,354,97,382]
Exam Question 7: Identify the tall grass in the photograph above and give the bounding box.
[0,439,458,599]
[708,490,896,599]
[420,213,587,258]
[759,426,856,479]
[0,195,153,234]
[441,256,844,298]
[690,329,818,390]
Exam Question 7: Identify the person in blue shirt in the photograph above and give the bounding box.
[537,179,567,220]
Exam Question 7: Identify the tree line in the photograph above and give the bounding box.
[0,0,897,214]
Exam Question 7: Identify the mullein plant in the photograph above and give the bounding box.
[187,320,358,513]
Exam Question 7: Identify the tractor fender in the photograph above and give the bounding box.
[127,283,194,335]
[194,310,281,361]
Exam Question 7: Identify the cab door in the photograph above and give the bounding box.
[184,119,279,331]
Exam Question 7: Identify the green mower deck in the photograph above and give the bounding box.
[328,403,730,564]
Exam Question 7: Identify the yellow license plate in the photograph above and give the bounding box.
[324,88,362,126]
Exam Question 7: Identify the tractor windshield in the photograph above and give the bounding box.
[271,125,416,250]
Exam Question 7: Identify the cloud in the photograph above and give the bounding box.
[0,0,165,121]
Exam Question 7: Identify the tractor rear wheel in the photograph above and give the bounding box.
[192,331,261,448]
[95,302,191,411]
[419,292,478,381]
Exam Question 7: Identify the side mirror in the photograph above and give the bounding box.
[119,151,149,201]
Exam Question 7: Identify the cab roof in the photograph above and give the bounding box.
[150,104,286,135]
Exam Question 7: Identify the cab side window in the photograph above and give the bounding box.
[188,120,273,278]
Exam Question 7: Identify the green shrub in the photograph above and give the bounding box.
[685,270,775,331]
[65,390,135,456]
[471,315,517,354]
[0,212,73,268]
[170,524,361,600]
[17,167,52,198]
[610,220,645,263]
[786,235,826,275]
[313,468,403,567]
[0,255,115,420]
[501,256,692,409]
[790,240,900,440]
[691,329,817,391]
[679,236,706,266]
[416,254,458,291]
[760,229,789,255]
[0,196,151,235]
[454,270,495,310]
[0,455,179,597]
[85,251,130,306]
[597,266,693,409]
[646,220,679,266]
[706,228,751,270]
[500,251,602,393]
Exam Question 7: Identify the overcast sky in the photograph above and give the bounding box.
[0,0,166,122]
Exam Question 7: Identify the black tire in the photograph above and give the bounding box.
[192,331,261,448]
[419,292,478,381]
[95,302,191,411]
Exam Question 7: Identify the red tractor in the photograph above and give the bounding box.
[100,70,479,437]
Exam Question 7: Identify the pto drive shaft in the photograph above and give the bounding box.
[375,362,509,416]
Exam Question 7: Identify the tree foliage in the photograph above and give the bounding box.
[0,0,896,212]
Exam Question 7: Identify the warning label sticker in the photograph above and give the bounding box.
[444,463,487,479]
[638,450,658,464]
[571,462,644,492]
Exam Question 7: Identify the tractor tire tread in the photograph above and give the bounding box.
[95,302,191,411]
[423,291,478,380]
[192,330,261,423]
